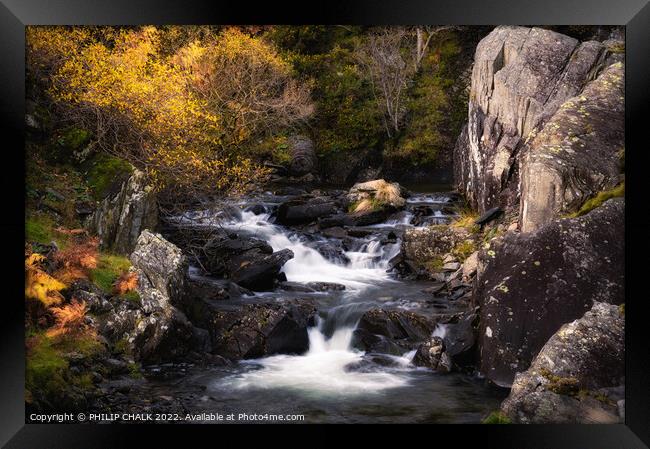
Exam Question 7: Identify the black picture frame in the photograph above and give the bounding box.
[2,1,649,447]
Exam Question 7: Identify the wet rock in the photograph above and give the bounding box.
[306,282,346,292]
[244,204,267,215]
[86,169,158,254]
[476,198,624,387]
[203,301,318,359]
[500,302,624,423]
[319,209,393,228]
[229,248,294,291]
[321,226,348,239]
[354,309,436,353]
[308,240,350,264]
[279,281,316,293]
[413,337,452,373]
[276,197,339,225]
[442,312,478,367]
[200,235,273,276]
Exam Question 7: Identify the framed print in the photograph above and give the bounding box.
[1,0,649,447]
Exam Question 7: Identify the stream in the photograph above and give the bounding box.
[143,189,505,423]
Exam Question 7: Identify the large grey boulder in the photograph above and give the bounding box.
[401,225,473,271]
[98,231,194,363]
[519,63,624,233]
[454,26,622,214]
[475,198,624,387]
[500,302,624,423]
[86,169,158,254]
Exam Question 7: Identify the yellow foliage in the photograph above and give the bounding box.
[25,253,66,307]
[28,26,272,194]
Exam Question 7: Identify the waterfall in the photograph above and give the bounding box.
[222,210,400,290]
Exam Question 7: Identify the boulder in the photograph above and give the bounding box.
[229,248,294,291]
[98,231,194,363]
[130,230,188,303]
[500,302,624,423]
[276,197,339,225]
[401,225,472,271]
[454,26,622,214]
[519,63,624,233]
[475,198,624,386]
[347,179,407,210]
[353,309,436,354]
[413,337,452,373]
[199,235,273,276]
[204,301,318,359]
[318,209,393,228]
[86,169,158,254]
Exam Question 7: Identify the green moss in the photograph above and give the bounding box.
[606,41,625,54]
[90,253,132,293]
[568,182,625,218]
[482,411,511,424]
[26,335,69,401]
[619,303,625,317]
[540,367,580,396]
[451,240,476,262]
[85,154,133,200]
[25,215,56,244]
[56,127,91,151]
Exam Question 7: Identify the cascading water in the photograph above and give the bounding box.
[222,209,400,289]
[153,191,504,422]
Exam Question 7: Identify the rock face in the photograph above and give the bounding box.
[229,248,294,291]
[519,63,624,233]
[475,198,624,386]
[454,26,623,214]
[98,231,194,363]
[86,169,158,254]
[500,302,624,423]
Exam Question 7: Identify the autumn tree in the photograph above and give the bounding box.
[174,27,314,151]
[26,26,314,195]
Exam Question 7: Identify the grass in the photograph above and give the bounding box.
[348,197,383,213]
[451,205,480,233]
[482,411,511,424]
[567,182,625,218]
[90,253,133,293]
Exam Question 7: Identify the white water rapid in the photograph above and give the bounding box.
[217,209,417,396]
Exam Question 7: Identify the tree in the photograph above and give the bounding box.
[174,27,314,151]
[356,28,413,138]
